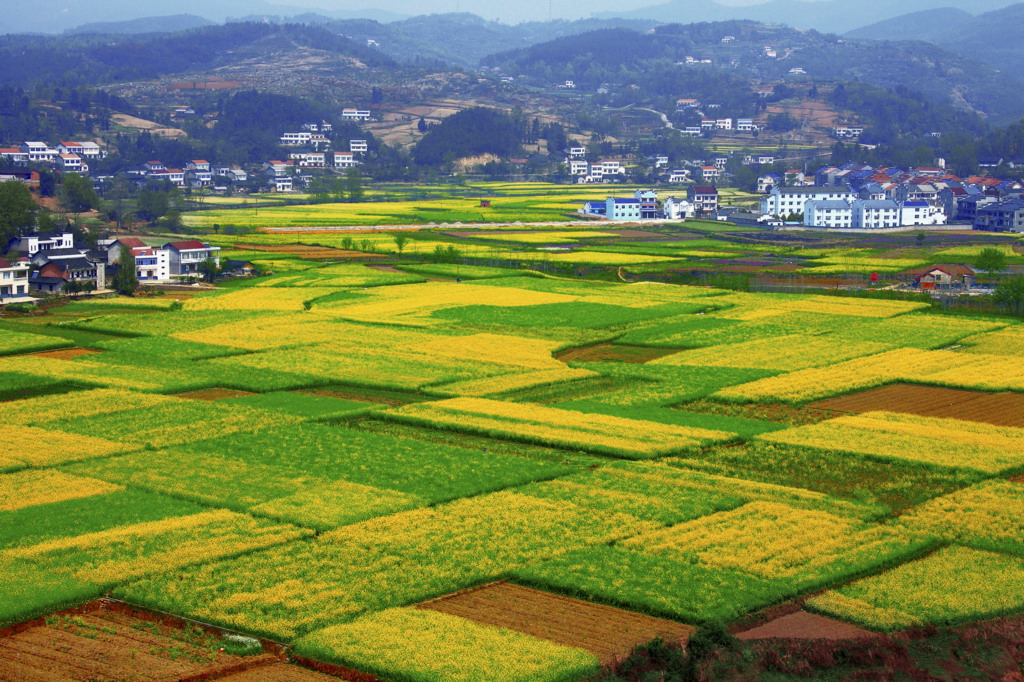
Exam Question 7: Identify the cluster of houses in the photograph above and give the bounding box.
[674,98,759,139]
[0,141,106,173]
[759,162,1024,231]
[580,187,720,221]
[0,231,222,299]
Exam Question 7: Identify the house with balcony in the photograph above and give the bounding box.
[805,199,854,228]
[688,186,719,216]
[350,139,369,154]
[0,148,28,164]
[164,241,221,277]
[342,108,372,121]
[334,152,359,168]
[57,154,83,172]
[281,132,313,146]
[0,257,31,302]
[8,231,75,256]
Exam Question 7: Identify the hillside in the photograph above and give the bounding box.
[600,0,1015,34]
[848,3,1024,73]
[65,15,215,36]
[0,23,396,89]
[484,21,1024,124]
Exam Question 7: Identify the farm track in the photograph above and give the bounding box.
[419,581,696,663]
[811,383,1024,427]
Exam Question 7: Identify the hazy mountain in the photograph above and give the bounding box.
[845,8,972,43]
[65,15,215,36]
[323,13,661,67]
[599,0,1016,34]
[485,21,1024,124]
[848,3,1024,72]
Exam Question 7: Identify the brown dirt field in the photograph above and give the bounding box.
[221,664,343,680]
[235,244,385,260]
[679,399,835,426]
[27,348,101,361]
[812,384,1024,427]
[419,582,695,664]
[110,114,186,139]
[299,388,407,407]
[556,343,680,364]
[736,611,878,641]
[175,388,257,401]
[0,606,277,681]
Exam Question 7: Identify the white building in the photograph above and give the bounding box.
[567,159,589,175]
[668,169,690,183]
[760,186,856,217]
[164,241,221,277]
[280,132,313,146]
[568,146,587,159]
[21,142,56,163]
[341,108,372,121]
[132,247,171,282]
[736,119,756,132]
[9,231,75,256]
[57,154,83,172]
[0,257,30,301]
[900,201,947,227]
[804,199,853,228]
[663,196,693,220]
[350,139,369,154]
[333,152,359,168]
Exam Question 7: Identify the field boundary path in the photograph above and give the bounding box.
[264,219,681,233]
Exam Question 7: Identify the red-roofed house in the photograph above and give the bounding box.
[164,241,221,277]
[106,238,149,264]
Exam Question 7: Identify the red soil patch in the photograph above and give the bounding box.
[299,388,409,407]
[811,383,1024,428]
[737,611,878,641]
[222,664,345,680]
[555,343,679,364]
[0,602,279,681]
[175,388,257,401]
[419,581,695,664]
[26,348,101,361]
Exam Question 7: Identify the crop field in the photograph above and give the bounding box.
[2,261,1024,680]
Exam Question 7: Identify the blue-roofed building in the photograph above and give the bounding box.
[975,199,1024,232]
[606,197,642,221]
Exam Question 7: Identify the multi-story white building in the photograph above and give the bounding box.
[57,154,83,172]
[21,142,56,163]
[760,186,856,217]
[164,241,221,277]
[0,257,30,301]
[280,132,313,146]
[350,139,369,154]
[333,152,359,168]
[8,231,75,256]
[341,108,372,121]
[804,199,854,228]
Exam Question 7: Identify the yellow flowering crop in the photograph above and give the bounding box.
[435,367,599,397]
[185,287,338,311]
[807,546,1024,630]
[0,424,135,468]
[959,325,1024,357]
[758,411,1024,473]
[0,470,123,512]
[653,334,892,372]
[389,397,736,458]
[621,501,916,586]
[251,481,424,531]
[410,333,565,370]
[6,388,174,426]
[294,608,599,682]
[0,328,69,355]
[6,509,310,586]
[897,479,1024,554]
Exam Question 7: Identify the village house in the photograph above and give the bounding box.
[57,154,83,172]
[30,250,105,292]
[8,231,75,256]
[699,165,721,181]
[974,199,1024,232]
[341,108,372,122]
[688,186,719,216]
[663,196,693,220]
[804,200,854,228]
[333,152,359,169]
[0,148,28,164]
[761,186,856,218]
[21,142,56,163]
[668,169,690,183]
[281,132,313,146]
[164,241,221,277]
[350,140,369,154]
[0,257,31,301]
[757,173,782,193]
[908,264,977,291]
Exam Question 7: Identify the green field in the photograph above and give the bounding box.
[2,254,1023,680]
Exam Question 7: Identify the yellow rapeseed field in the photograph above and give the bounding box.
[0,470,123,512]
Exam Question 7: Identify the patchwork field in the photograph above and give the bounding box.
[1,256,1023,680]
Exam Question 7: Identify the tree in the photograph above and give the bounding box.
[111,246,138,295]
[975,247,1007,282]
[345,168,364,202]
[915,232,926,247]
[994,276,1024,316]
[393,233,409,255]
[417,117,428,133]
[0,181,37,245]
[60,173,101,213]
[137,186,170,222]
[198,257,220,283]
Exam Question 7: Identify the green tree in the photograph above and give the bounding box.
[60,173,101,213]
[111,246,138,295]
[393,233,409,255]
[137,187,170,222]
[0,180,37,245]
[198,257,220,283]
[915,232,926,247]
[994,276,1024,316]
[344,169,364,202]
[975,247,1007,282]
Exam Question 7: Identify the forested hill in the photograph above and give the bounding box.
[0,22,395,89]
[846,3,1024,73]
[483,21,1024,125]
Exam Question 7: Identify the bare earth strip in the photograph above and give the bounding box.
[736,611,878,641]
[811,384,1024,428]
[221,664,344,680]
[419,581,696,664]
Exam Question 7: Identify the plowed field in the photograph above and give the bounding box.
[811,384,1024,427]
[736,610,877,641]
[419,582,695,663]
[176,388,257,401]
[0,604,277,681]
[555,343,679,364]
[26,348,101,361]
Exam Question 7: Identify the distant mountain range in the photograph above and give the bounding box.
[847,3,1024,72]
[64,15,215,36]
[597,0,1018,34]
[8,1,408,34]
